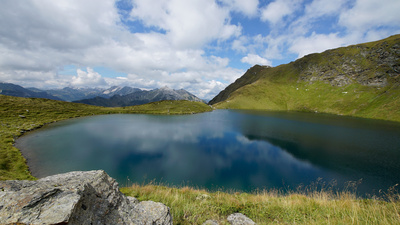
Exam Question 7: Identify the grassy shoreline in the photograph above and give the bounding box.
[1,94,399,224]
[120,183,400,224]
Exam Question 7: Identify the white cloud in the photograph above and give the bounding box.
[304,0,348,19]
[241,54,272,66]
[232,36,249,53]
[72,68,107,87]
[0,0,120,73]
[289,33,346,58]
[219,0,259,17]
[262,34,288,60]
[339,0,400,38]
[260,0,302,25]
[130,0,242,48]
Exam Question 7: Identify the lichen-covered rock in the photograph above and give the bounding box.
[203,219,219,225]
[0,170,172,225]
[227,213,256,225]
[133,201,173,225]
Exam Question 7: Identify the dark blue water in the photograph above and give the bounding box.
[16,110,400,195]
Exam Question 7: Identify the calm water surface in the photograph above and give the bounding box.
[16,110,400,195]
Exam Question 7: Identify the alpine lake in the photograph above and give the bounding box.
[16,110,400,196]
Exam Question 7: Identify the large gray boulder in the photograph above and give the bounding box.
[0,170,172,225]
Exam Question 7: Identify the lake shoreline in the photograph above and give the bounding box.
[2,96,400,225]
[15,110,400,197]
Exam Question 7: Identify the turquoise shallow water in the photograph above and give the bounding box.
[16,110,400,195]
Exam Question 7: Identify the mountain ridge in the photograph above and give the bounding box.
[74,87,204,107]
[0,82,204,107]
[210,34,400,122]
[0,82,62,101]
[45,86,142,101]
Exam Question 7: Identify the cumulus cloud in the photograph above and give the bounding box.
[0,0,120,74]
[303,0,348,19]
[72,68,107,87]
[241,54,272,66]
[289,33,346,58]
[219,0,259,17]
[339,0,400,39]
[260,0,302,25]
[130,0,242,48]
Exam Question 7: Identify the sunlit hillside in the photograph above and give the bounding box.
[211,34,400,122]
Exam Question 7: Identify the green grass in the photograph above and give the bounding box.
[214,79,400,122]
[0,95,211,180]
[121,183,400,225]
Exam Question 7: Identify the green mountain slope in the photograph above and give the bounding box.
[210,34,400,122]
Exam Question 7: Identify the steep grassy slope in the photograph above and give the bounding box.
[0,95,212,180]
[211,34,400,122]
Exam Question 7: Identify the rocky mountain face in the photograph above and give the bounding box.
[0,170,173,224]
[0,82,62,101]
[74,86,204,107]
[210,34,400,122]
[294,37,399,87]
[101,86,142,98]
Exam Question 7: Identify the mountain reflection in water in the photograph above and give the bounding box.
[16,110,400,196]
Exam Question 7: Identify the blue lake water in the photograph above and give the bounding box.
[16,110,400,196]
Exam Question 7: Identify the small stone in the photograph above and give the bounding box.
[227,213,256,225]
[196,193,211,200]
[203,219,219,225]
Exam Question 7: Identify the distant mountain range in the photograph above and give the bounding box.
[0,82,203,107]
[0,82,63,101]
[74,86,203,107]
[45,86,142,102]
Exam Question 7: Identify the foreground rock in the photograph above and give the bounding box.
[0,170,172,225]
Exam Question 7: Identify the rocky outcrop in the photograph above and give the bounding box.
[297,37,400,87]
[0,170,172,225]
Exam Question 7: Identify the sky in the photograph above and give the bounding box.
[0,0,399,99]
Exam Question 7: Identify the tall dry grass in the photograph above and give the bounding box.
[120,181,400,224]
